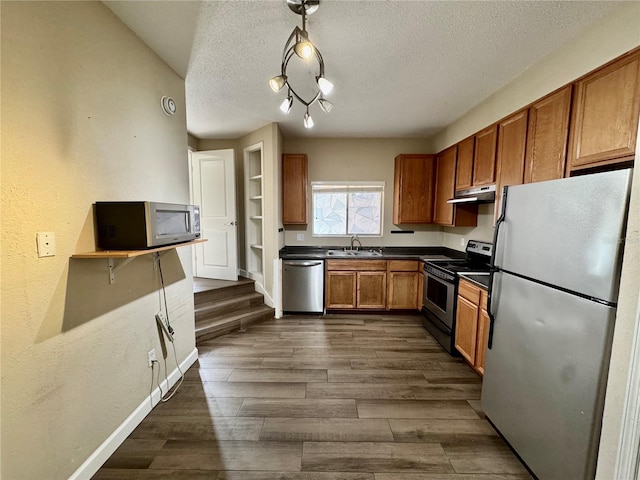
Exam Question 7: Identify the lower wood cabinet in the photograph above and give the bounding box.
[357,271,387,309]
[387,260,421,310]
[326,260,387,310]
[325,259,422,311]
[455,279,489,376]
[325,271,357,309]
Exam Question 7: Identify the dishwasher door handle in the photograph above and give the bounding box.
[284,261,323,267]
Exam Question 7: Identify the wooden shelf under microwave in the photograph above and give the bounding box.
[71,238,207,284]
[71,238,207,259]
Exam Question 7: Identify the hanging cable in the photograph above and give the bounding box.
[152,253,184,402]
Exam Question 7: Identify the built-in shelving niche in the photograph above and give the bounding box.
[244,142,264,284]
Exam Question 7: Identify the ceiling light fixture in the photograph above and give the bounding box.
[269,0,334,129]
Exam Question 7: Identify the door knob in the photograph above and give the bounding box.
[224,221,237,226]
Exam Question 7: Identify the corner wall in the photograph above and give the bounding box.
[1,3,194,478]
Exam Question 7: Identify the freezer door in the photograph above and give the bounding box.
[494,168,632,303]
[482,271,616,480]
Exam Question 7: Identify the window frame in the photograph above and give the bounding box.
[311,181,385,238]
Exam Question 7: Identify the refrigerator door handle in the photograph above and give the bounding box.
[487,185,509,349]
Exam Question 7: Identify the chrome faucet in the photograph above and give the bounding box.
[350,234,362,251]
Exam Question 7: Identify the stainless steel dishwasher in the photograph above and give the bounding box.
[282,259,325,313]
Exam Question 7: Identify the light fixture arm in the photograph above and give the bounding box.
[280,45,324,107]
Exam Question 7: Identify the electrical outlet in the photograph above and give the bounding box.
[148,349,156,367]
[296,233,304,241]
[460,237,465,247]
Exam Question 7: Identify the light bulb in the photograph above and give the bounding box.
[319,98,333,114]
[294,41,314,59]
[317,76,334,95]
[280,96,293,114]
[303,111,314,129]
[269,75,287,92]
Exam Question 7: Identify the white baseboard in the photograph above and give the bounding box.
[69,347,199,480]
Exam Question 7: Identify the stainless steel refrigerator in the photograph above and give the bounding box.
[481,168,633,480]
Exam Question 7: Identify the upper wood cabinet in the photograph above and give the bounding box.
[433,146,457,225]
[433,146,477,227]
[455,135,475,192]
[472,125,498,186]
[393,154,436,224]
[282,154,308,224]
[568,49,640,172]
[524,86,572,184]
[495,110,528,220]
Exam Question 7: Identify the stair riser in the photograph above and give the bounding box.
[195,283,257,305]
[196,309,274,344]
[196,319,242,343]
[195,295,264,324]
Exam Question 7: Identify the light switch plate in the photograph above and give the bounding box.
[37,232,56,257]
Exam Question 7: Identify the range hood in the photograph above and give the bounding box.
[447,184,496,204]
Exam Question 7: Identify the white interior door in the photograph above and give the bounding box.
[190,149,238,281]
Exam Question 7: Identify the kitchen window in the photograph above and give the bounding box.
[312,182,384,236]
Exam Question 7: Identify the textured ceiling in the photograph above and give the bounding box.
[104,0,624,140]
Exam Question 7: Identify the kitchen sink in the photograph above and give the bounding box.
[326,249,383,257]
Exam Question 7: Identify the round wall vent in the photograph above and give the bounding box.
[160,96,177,116]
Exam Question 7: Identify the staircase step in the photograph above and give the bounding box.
[194,280,256,305]
[195,292,265,324]
[196,305,275,344]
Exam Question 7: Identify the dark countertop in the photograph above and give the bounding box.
[279,245,466,262]
[459,272,490,290]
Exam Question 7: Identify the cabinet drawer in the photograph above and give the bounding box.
[387,260,418,272]
[458,279,481,304]
[326,259,387,271]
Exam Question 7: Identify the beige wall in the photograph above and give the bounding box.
[1,3,194,479]
[282,137,442,247]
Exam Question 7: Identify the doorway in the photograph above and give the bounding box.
[190,149,238,281]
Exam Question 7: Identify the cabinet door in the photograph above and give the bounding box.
[495,110,528,222]
[455,136,475,191]
[472,125,497,186]
[393,154,435,224]
[524,86,572,184]
[568,50,640,171]
[433,146,457,225]
[455,296,479,365]
[388,272,419,310]
[326,271,356,309]
[475,309,490,376]
[282,154,308,224]
[357,271,387,309]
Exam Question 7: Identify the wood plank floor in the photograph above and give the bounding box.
[93,314,532,480]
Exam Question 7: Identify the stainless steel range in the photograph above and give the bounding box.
[422,240,493,354]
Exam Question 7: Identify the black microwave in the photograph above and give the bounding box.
[95,201,200,250]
